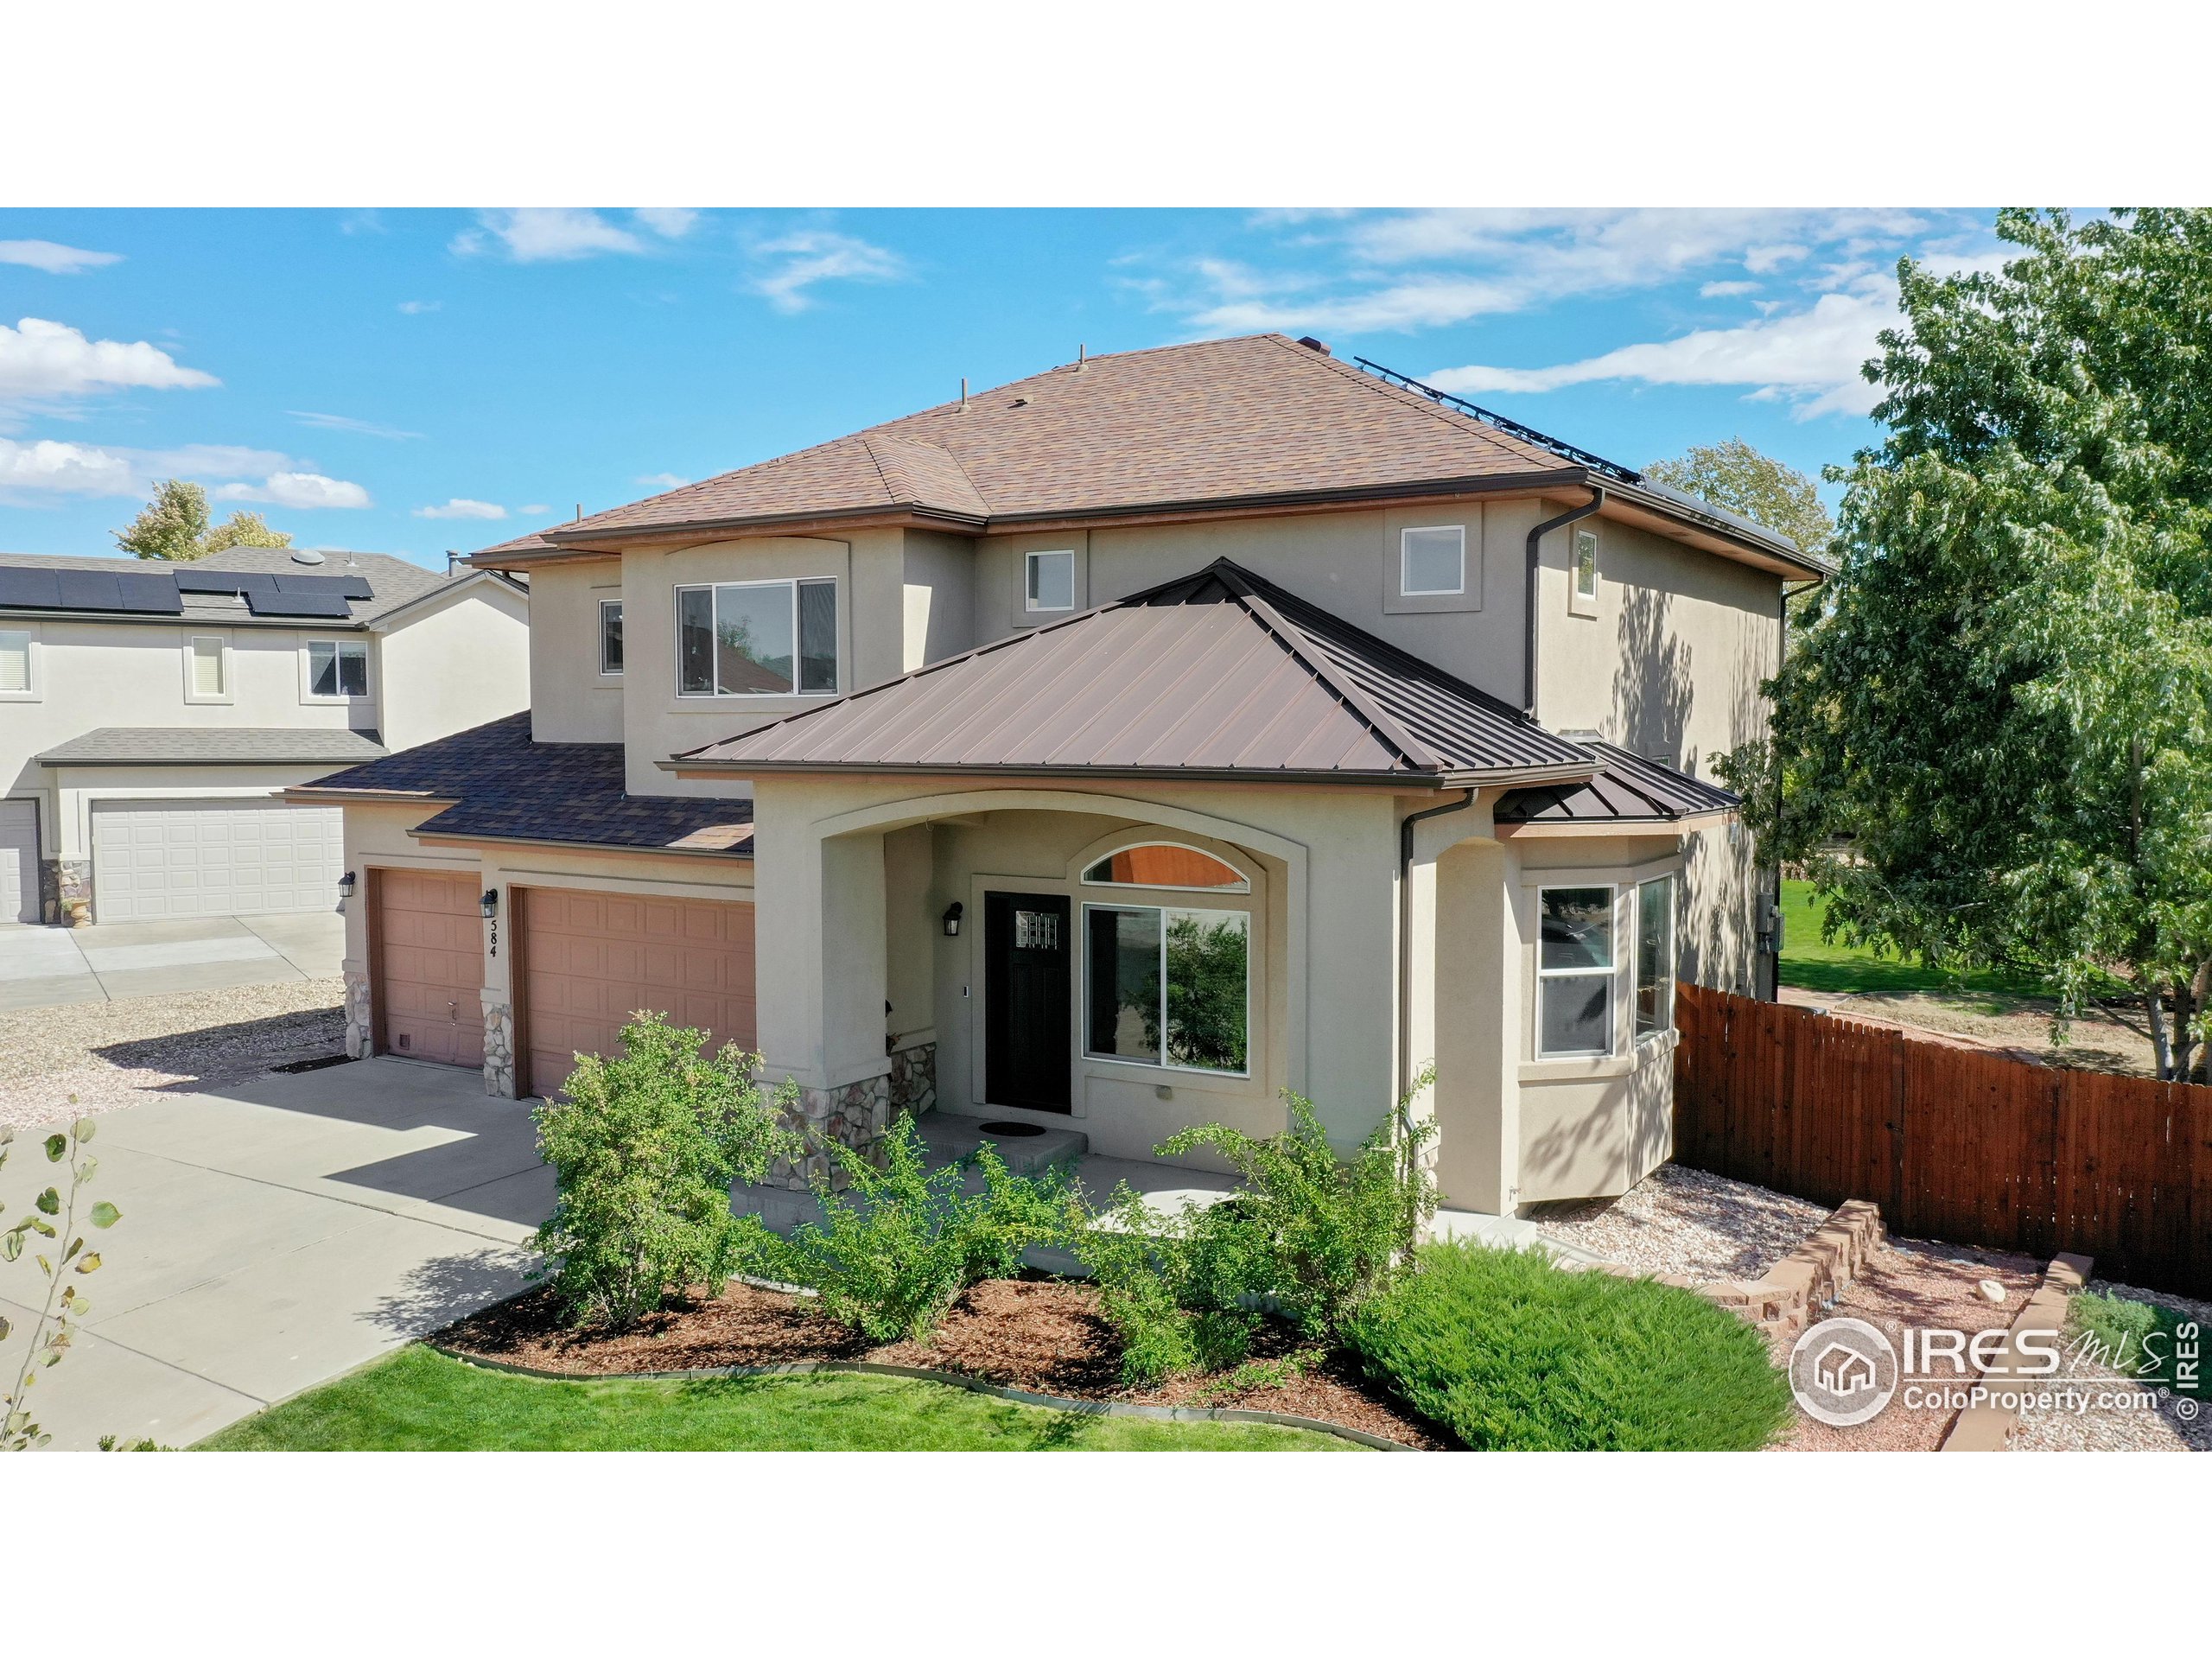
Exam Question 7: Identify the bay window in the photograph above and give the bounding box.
[676,577,838,696]
[1537,885,1614,1057]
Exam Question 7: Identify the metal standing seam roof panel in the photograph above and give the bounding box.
[1492,740,1740,822]
[674,559,1596,783]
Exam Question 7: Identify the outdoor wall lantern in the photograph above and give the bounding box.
[942,901,963,938]
[480,888,500,920]
[336,870,356,911]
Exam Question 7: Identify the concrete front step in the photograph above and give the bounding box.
[915,1110,1090,1176]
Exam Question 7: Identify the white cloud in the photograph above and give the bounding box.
[518,503,549,516]
[1426,286,1897,420]
[1700,279,1760,297]
[213,472,373,510]
[749,231,906,313]
[0,436,137,495]
[414,498,507,520]
[397,299,441,315]
[633,207,700,238]
[0,316,218,408]
[1743,243,1809,275]
[454,209,645,262]
[635,472,689,490]
[290,410,423,440]
[0,240,124,275]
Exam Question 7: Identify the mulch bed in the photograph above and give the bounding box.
[434,1275,1450,1450]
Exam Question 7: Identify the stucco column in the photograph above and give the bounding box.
[1424,818,1525,1217]
[753,803,890,1093]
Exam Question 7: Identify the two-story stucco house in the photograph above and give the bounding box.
[295,334,1826,1216]
[0,545,529,927]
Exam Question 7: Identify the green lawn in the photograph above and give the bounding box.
[1778,879,2046,999]
[194,1345,1360,1451]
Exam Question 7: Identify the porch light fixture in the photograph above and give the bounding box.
[942,901,963,938]
[337,870,357,900]
[480,888,499,920]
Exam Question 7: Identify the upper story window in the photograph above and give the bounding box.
[1537,885,1614,1058]
[1082,843,1249,892]
[1026,550,1075,613]
[307,639,368,699]
[676,577,837,698]
[188,635,228,700]
[1400,525,1465,596]
[1573,528,1599,604]
[0,629,31,699]
[1634,874,1675,1040]
[598,599,624,676]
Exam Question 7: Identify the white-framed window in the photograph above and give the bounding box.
[307,638,369,699]
[1634,874,1676,1040]
[0,629,32,699]
[1081,842,1249,893]
[675,577,837,697]
[1083,901,1250,1076]
[187,635,228,701]
[1400,525,1466,596]
[1537,884,1615,1057]
[1573,528,1599,603]
[598,599,624,676]
[1025,549,1076,613]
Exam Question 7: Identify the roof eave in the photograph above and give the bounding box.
[410,829,753,861]
[1494,806,1736,837]
[658,757,1600,790]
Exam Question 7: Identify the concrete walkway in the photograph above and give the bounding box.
[0,911,344,1012]
[0,1057,544,1449]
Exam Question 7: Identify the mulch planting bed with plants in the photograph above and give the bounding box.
[435,1274,1450,1450]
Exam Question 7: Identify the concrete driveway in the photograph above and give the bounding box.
[0,1057,547,1449]
[0,911,344,1013]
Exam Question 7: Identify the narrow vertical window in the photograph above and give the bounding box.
[1026,549,1075,612]
[1538,886,1614,1057]
[0,629,33,695]
[598,599,624,675]
[1400,525,1465,595]
[189,636,226,697]
[677,586,715,695]
[798,579,838,692]
[1573,529,1599,602]
[1634,876,1675,1039]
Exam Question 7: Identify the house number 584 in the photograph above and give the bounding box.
[489,922,499,958]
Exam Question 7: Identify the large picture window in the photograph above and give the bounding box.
[1538,885,1614,1057]
[1635,875,1675,1039]
[1084,904,1249,1075]
[675,578,838,696]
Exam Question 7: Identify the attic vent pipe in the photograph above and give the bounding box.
[959,378,969,410]
[1077,343,1086,369]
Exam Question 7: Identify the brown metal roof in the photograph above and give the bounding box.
[1492,740,1739,823]
[670,560,1597,788]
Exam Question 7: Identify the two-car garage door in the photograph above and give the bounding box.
[91,799,343,923]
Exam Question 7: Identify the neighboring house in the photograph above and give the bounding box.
[0,546,529,926]
[295,334,1827,1216]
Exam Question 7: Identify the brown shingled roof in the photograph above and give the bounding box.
[494,334,1581,552]
[669,558,1598,787]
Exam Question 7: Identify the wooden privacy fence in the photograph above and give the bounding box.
[1672,982,2212,1300]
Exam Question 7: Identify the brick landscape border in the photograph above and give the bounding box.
[1587,1198,1886,1341]
[425,1345,1420,1451]
[1938,1250,2094,1452]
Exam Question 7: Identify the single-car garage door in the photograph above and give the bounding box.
[91,799,342,923]
[1,799,38,924]
[518,887,755,1098]
[374,868,485,1069]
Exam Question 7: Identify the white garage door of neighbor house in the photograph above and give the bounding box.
[1,799,37,924]
[90,799,344,923]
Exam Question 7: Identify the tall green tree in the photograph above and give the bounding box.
[1732,209,2212,1079]
[114,479,291,561]
[1645,437,1834,563]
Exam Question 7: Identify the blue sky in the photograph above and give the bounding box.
[0,207,2005,569]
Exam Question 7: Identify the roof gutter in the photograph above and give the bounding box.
[1524,487,1605,717]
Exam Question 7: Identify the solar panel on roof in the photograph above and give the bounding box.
[245,589,353,618]
[173,568,276,594]
[113,571,187,613]
[271,573,372,599]
[0,568,62,609]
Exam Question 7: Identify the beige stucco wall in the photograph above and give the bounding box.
[375,580,531,753]
[525,557,624,744]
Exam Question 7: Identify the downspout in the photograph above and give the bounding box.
[1396,790,1478,1167]
[1523,486,1605,718]
[1761,576,1826,1001]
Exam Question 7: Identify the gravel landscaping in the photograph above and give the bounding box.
[0,976,345,1128]
[2012,1278,2211,1453]
[436,1276,1448,1449]
[1529,1163,1830,1281]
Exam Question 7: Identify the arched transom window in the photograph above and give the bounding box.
[1080,843,1249,893]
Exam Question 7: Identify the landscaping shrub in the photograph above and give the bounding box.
[1078,1077,1437,1386]
[1344,1240,1796,1451]
[2069,1289,2204,1397]
[766,1115,1078,1344]
[531,1014,798,1330]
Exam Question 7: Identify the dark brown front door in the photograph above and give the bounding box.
[983,891,1071,1112]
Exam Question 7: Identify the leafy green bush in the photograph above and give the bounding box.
[3,1111,124,1451]
[766,1115,1077,1344]
[1079,1077,1437,1386]
[531,1014,798,1329]
[2069,1289,2204,1396]
[1345,1240,1795,1451]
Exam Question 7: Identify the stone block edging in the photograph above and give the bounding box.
[1938,1250,2093,1452]
[1583,1198,1885,1341]
[424,1344,1417,1452]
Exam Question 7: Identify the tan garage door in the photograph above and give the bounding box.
[375,868,485,1069]
[519,887,756,1098]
